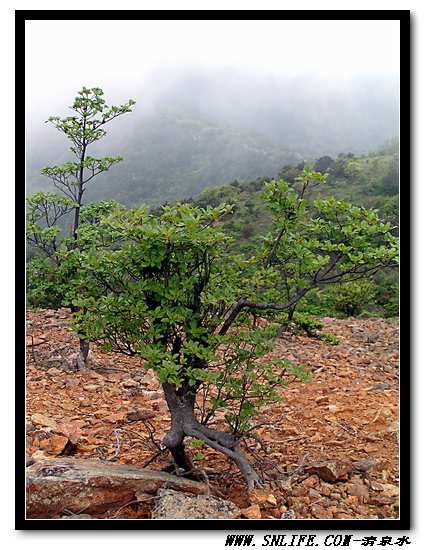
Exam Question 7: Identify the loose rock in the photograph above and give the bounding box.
[46,367,63,377]
[39,434,70,456]
[122,378,139,388]
[31,413,58,430]
[82,384,100,392]
[305,460,352,483]
[126,408,156,422]
[152,488,240,519]
[346,483,369,503]
[240,504,262,519]
[26,421,35,434]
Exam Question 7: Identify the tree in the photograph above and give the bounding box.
[252,167,397,327]
[26,195,125,310]
[278,164,301,184]
[26,87,135,366]
[375,162,399,196]
[314,155,334,173]
[326,280,376,317]
[42,86,135,241]
[68,172,398,488]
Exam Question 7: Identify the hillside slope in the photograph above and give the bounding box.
[193,144,399,252]
[26,309,399,519]
[27,111,299,206]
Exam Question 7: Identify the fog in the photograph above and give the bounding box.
[26,18,400,204]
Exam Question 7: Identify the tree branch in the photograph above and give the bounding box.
[219,287,311,336]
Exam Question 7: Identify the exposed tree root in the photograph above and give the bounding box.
[187,425,263,490]
[161,382,263,490]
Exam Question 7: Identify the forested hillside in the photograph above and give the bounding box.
[27,132,399,320]
[27,110,300,205]
[192,143,399,320]
[193,141,399,250]
[26,69,398,206]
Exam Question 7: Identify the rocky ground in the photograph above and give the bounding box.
[25,309,400,520]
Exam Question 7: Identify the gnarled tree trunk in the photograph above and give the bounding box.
[161,381,262,490]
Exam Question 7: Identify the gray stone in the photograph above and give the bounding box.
[121,378,139,388]
[82,384,100,391]
[26,421,35,434]
[372,382,391,391]
[152,488,240,519]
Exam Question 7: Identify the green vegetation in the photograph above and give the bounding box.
[26,87,399,488]
[26,87,135,366]
[27,110,299,207]
[192,144,399,319]
[29,173,396,487]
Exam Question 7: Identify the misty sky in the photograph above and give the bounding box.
[26,18,400,122]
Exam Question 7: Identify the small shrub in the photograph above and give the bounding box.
[319,333,340,345]
[327,281,376,317]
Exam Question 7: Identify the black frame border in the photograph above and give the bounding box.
[16,8,410,531]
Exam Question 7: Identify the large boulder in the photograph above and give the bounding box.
[26,458,208,518]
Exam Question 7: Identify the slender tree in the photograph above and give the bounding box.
[42,87,135,241]
[27,87,135,367]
